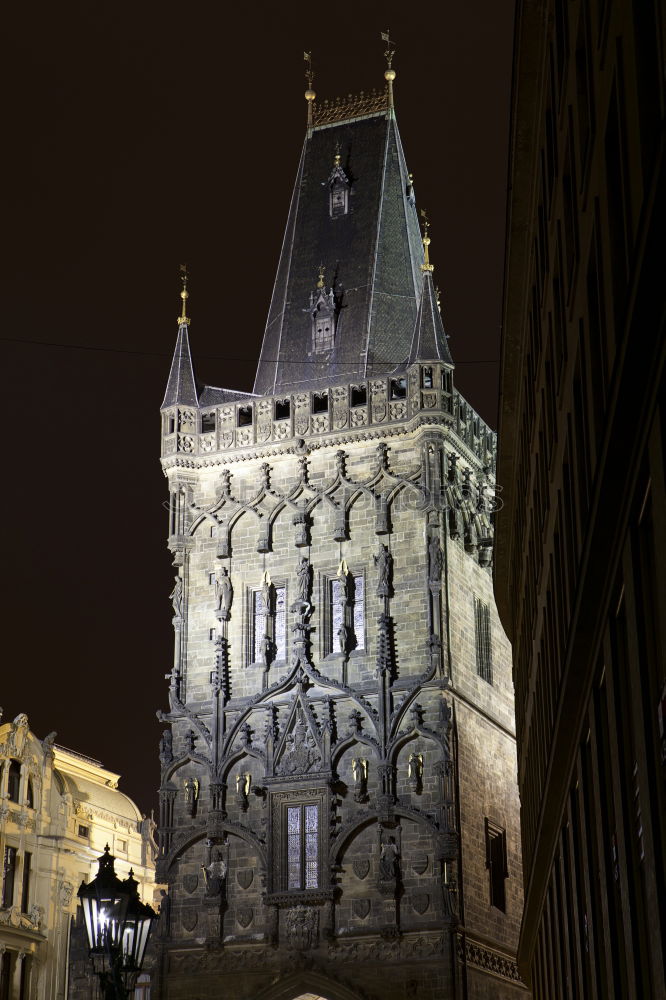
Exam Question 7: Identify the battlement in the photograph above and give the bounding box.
[160,364,496,470]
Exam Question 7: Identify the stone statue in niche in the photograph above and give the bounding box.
[351,757,368,802]
[261,573,272,616]
[428,536,444,584]
[215,567,233,617]
[158,889,171,937]
[169,576,183,618]
[183,777,199,816]
[337,623,350,656]
[379,836,400,882]
[236,773,251,811]
[159,729,173,765]
[202,850,227,897]
[374,544,393,598]
[295,557,312,607]
[408,752,424,792]
[259,634,273,670]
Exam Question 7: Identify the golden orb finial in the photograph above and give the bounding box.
[317,263,325,289]
[178,264,190,324]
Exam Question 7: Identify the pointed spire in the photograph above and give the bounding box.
[408,218,453,366]
[381,30,396,110]
[162,265,198,409]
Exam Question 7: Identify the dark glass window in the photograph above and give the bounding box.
[78,825,89,838]
[423,367,433,388]
[287,803,319,890]
[390,378,406,400]
[350,385,367,407]
[26,780,33,809]
[485,820,507,911]
[21,852,31,913]
[312,392,329,414]
[2,846,17,908]
[238,406,253,427]
[7,760,21,803]
[474,598,493,684]
[201,412,215,433]
[275,399,291,420]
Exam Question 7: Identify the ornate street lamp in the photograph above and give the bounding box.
[78,845,157,1000]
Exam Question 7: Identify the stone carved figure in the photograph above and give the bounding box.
[337,623,350,656]
[236,773,251,810]
[183,777,199,816]
[351,757,368,803]
[158,889,171,937]
[296,557,311,605]
[428,535,444,583]
[169,576,183,618]
[215,567,233,615]
[202,850,227,897]
[261,573,272,616]
[374,544,393,597]
[379,837,400,881]
[408,752,424,791]
[259,634,272,670]
[159,729,173,765]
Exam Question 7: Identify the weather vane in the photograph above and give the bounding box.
[380,30,396,69]
[178,263,190,324]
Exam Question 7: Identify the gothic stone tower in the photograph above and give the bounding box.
[155,71,525,1000]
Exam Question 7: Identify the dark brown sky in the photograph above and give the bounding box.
[1,1,515,813]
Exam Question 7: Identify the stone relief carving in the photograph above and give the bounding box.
[183,874,198,894]
[352,859,370,880]
[352,898,371,919]
[284,905,318,950]
[408,753,423,793]
[202,850,227,897]
[159,729,173,766]
[428,535,443,584]
[236,905,253,928]
[276,714,320,775]
[236,868,253,890]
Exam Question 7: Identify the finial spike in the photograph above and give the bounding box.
[420,211,434,272]
[304,51,316,127]
[381,29,396,109]
[317,263,325,289]
[178,263,190,324]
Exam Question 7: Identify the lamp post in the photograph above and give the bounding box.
[78,845,157,1000]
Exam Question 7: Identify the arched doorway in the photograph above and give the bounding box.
[253,970,362,1000]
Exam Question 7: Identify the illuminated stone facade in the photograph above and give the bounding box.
[155,82,526,1000]
[0,713,158,999]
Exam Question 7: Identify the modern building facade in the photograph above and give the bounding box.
[155,64,526,999]
[497,0,665,996]
[0,712,158,999]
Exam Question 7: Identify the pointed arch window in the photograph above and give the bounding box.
[287,803,320,890]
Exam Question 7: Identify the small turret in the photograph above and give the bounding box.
[408,213,453,367]
[162,266,198,409]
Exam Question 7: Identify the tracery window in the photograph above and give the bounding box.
[485,819,508,911]
[252,585,286,664]
[286,803,319,890]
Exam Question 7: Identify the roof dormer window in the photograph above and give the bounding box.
[309,266,339,354]
[328,148,350,218]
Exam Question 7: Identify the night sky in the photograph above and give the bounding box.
[2,2,515,815]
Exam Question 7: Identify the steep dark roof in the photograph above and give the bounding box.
[253,111,424,395]
[162,322,198,408]
[408,269,453,365]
